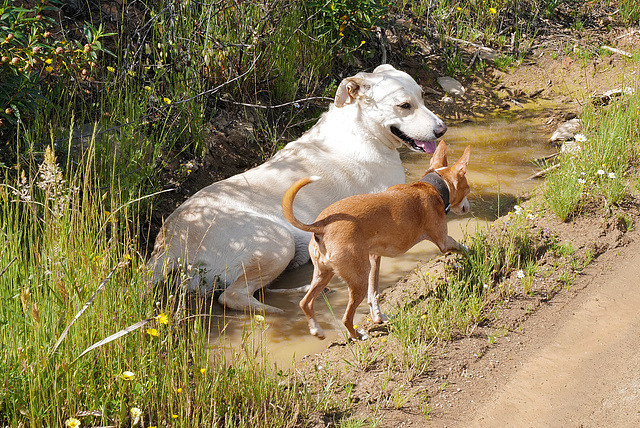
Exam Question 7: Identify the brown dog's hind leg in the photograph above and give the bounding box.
[300,265,334,339]
[343,281,368,340]
[337,264,369,340]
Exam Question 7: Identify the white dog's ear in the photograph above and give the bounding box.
[335,77,371,107]
[373,64,396,73]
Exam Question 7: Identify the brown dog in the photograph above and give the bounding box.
[282,141,471,340]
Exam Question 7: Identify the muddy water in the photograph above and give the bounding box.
[205,118,557,366]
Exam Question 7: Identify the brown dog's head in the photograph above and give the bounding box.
[424,141,471,215]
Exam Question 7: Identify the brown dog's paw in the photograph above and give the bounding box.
[349,328,369,341]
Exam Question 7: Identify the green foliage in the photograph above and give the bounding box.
[308,0,387,62]
[619,0,640,25]
[452,208,549,296]
[0,1,114,138]
[494,54,517,72]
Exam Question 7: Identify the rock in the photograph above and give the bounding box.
[549,118,582,143]
[437,76,466,97]
[412,38,432,55]
[560,140,582,154]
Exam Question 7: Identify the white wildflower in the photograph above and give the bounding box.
[597,169,605,175]
[608,172,616,179]
[130,407,142,425]
[516,270,525,279]
[574,133,587,143]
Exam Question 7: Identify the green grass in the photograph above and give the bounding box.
[0,145,329,426]
[544,85,640,220]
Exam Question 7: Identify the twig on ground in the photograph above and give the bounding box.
[528,163,559,180]
[444,35,495,53]
[601,45,632,58]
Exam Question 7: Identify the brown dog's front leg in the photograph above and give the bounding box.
[437,235,466,254]
[367,254,388,324]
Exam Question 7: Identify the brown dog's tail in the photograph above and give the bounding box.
[282,176,323,234]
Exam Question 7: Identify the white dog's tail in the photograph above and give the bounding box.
[282,176,323,234]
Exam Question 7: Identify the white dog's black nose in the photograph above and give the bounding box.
[434,122,447,138]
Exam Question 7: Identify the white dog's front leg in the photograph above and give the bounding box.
[367,254,388,324]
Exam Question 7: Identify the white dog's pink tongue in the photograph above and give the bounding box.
[416,140,437,153]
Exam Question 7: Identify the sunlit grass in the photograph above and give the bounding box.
[544,84,640,220]
[0,144,324,427]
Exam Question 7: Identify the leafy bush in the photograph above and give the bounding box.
[0,1,113,139]
[307,0,387,63]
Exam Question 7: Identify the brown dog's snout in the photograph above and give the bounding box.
[451,198,470,215]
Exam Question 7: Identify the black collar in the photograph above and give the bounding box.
[420,172,451,214]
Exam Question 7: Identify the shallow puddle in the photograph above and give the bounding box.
[205,118,557,366]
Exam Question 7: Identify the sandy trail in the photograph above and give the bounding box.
[457,241,640,427]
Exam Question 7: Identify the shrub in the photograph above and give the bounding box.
[0,1,113,139]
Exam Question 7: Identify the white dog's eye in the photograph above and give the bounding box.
[398,102,412,110]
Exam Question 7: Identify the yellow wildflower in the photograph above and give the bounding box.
[163,97,172,105]
[107,66,115,72]
[65,418,81,428]
[200,367,206,375]
[121,370,135,381]
[146,328,159,337]
[489,7,497,14]
[156,313,169,324]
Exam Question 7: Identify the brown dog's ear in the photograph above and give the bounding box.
[429,140,448,170]
[454,145,471,176]
[335,77,371,107]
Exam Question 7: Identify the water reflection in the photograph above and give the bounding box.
[204,118,556,366]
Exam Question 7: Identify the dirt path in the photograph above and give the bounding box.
[431,230,640,427]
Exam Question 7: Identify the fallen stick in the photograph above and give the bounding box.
[601,45,632,58]
[444,35,495,53]
[528,163,559,180]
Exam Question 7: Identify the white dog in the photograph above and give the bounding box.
[147,64,447,313]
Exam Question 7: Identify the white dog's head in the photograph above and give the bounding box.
[334,64,446,153]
